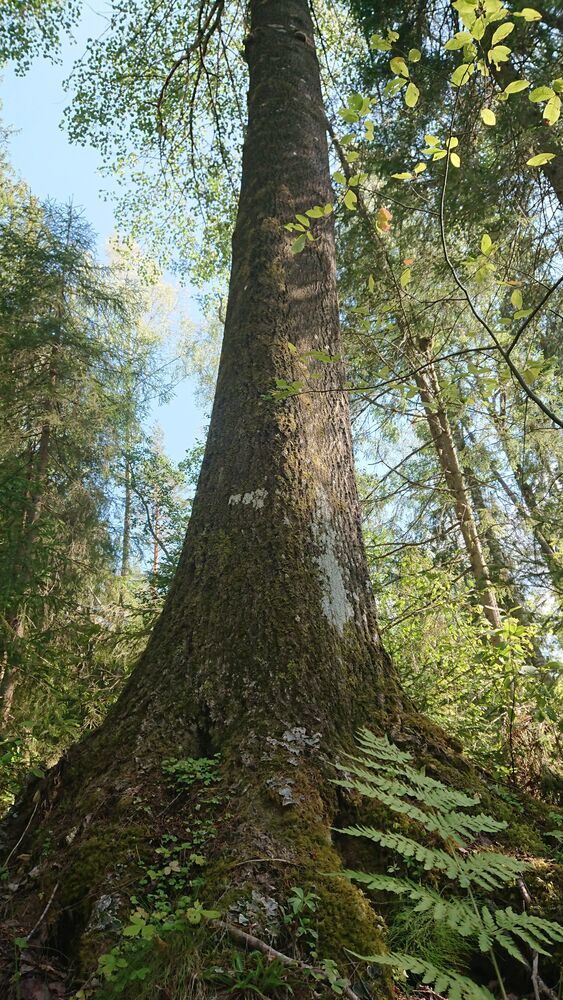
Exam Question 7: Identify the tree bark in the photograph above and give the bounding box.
[0,2,427,993]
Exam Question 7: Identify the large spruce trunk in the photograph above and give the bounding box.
[0,2,462,996]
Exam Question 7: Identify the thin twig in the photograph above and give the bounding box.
[27,881,59,940]
[210,919,362,1000]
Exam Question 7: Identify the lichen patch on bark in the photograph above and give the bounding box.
[311,490,354,633]
[228,488,268,509]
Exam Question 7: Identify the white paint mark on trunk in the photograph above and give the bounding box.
[312,490,353,632]
[229,489,268,509]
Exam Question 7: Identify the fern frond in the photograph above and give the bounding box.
[342,871,480,937]
[493,907,563,957]
[355,729,413,765]
[347,949,495,1000]
[457,852,529,889]
[336,825,459,878]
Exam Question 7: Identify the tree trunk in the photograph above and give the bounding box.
[410,350,503,635]
[0,2,429,993]
[0,356,54,730]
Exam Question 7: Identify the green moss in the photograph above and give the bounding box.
[60,826,144,921]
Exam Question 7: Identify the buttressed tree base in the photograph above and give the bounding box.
[0,2,560,998]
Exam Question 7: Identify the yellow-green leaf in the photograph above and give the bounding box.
[445,31,472,50]
[526,152,556,166]
[424,134,440,146]
[405,82,420,107]
[295,214,310,227]
[553,78,563,95]
[544,95,561,125]
[504,80,530,95]
[471,18,485,40]
[343,188,358,210]
[450,152,461,168]
[481,233,492,255]
[488,45,511,68]
[291,234,307,254]
[408,48,421,62]
[451,63,475,87]
[390,56,409,78]
[514,8,542,20]
[529,85,555,103]
[491,22,514,45]
[368,275,375,292]
[391,171,413,180]
[511,289,523,309]
[480,108,496,125]
[447,136,459,149]
[400,267,412,288]
[413,162,427,174]
[432,149,448,160]
[370,33,392,51]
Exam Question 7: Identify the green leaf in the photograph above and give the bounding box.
[481,233,492,255]
[480,108,496,125]
[424,134,440,145]
[408,48,421,62]
[306,206,324,218]
[413,162,427,174]
[450,152,461,168]
[504,80,530,94]
[529,85,555,103]
[553,78,563,95]
[445,31,473,50]
[405,82,420,107]
[526,152,556,166]
[343,188,357,210]
[333,171,346,185]
[511,289,523,309]
[400,267,412,288]
[488,45,511,67]
[491,22,514,45]
[291,234,307,254]
[295,214,310,227]
[513,7,542,20]
[451,63,475,87]
[370,33,392,51]
[391,171,413,180]
[543,95,561,125]
[390,56,409,78]
[471,18,485,40]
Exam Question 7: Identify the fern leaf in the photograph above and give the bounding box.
[494,907,563,956]
[348,949,495,1000]
[458,852,528,890]
[335,826,459,878]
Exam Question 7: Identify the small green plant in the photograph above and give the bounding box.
[283,886,320,955]
[205,950,291,997]
[161,754,221,789]
[334,729,563,1000]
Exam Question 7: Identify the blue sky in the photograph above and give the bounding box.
[0,6,207,464]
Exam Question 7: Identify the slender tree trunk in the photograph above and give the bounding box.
[120,453,132,580]
[0,351,55,729]
[410,351,503,634]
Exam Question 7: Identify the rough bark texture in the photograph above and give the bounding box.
[0,2,417,995]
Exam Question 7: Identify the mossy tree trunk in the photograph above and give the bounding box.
[0,2,464,996]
